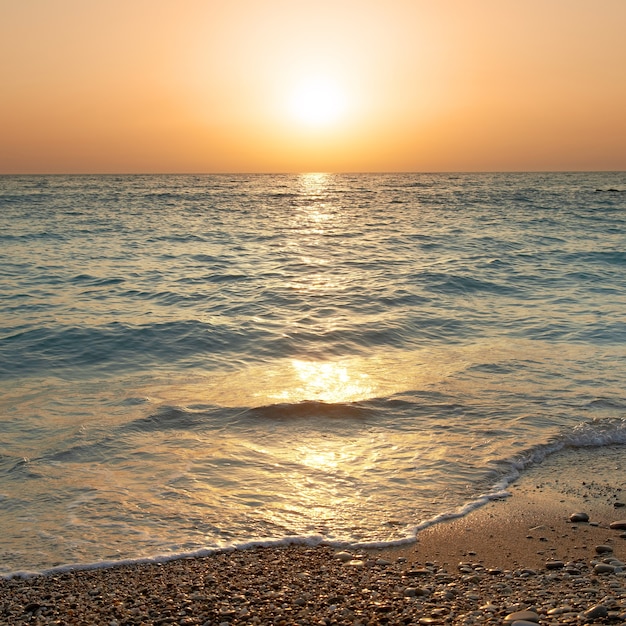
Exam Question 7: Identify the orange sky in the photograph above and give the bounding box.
[1,0,625,174]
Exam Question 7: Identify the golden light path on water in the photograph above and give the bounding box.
[147,346,489,408]
[112,172,550,541]
[128,345,512,536]
[127,171,514,537]
[281,359,373,403]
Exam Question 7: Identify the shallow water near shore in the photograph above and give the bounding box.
[1,172,625,575]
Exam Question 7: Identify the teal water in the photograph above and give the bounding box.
[1,172,625,575]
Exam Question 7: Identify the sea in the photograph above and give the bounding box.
[1,172,625,577]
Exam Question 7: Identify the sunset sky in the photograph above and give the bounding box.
[2,0,625,174]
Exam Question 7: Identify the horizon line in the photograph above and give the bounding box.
[1,169,625,177]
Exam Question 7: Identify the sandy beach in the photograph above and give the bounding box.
[2,446,626,625]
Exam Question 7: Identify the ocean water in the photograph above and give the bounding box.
[1,172,625,576]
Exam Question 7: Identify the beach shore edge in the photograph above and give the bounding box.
[2,446,626,624]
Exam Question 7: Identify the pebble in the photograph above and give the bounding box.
[407,586,430,597]
[547,605,574,615]
[609,519,626,530]
[594,563,616,574]
[545,560,564,569]
[519,569,537,576]
[405,567,432,576]
[569,512,589,522]
[595,544,613,554]
[503,610,540,623]
[582,603,609,620]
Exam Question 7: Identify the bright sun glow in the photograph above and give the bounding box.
[288,77,348,128]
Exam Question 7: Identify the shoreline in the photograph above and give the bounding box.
[385,444,626,571]
[2,446,626,624]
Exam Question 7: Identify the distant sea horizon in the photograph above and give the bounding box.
[2,169,625,176]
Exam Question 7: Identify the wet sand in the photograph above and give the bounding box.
[394,445,626,571]
[2,446,625,625]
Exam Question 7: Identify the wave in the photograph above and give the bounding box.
[0,308,479,378]
[0,231,67,242]
[244,400,373,421]
[70,274,126,287]
[418,271,522,296]
[121,400,375,435]
[0,321,237,377]
[563,250,626,267]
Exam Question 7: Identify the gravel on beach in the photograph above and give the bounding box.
[1,538,626,626]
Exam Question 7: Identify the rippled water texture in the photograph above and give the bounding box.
[1,173,625,574]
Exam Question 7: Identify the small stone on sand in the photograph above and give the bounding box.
[582,604,609,620]
[609,519,626,529]
[594,563,616,574]
[595,544,613,554]
[504,609,540,623]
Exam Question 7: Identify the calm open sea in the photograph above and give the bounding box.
[1,172,625,576]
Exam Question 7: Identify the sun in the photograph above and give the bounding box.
[288,76,348,128]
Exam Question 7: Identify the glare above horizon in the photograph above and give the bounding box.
[1,0,625,174]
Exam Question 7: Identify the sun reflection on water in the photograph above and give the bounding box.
[298,171,332,192]
[282,359,374,404]
[294,172,336,227]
